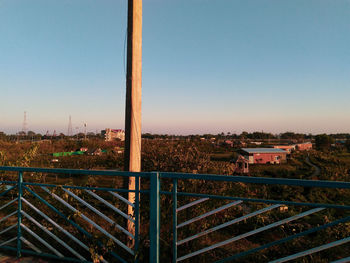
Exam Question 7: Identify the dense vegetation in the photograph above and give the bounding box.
[1,134,350,262]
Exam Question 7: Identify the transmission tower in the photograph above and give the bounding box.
[22,111,28,134]
[67,115,73,136]
[84,123,87,140]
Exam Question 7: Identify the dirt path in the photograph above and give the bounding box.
[305,155,321,177]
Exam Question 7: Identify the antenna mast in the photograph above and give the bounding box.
[84,123,87,140]
[22,111,28,134]
[67,115,73,136]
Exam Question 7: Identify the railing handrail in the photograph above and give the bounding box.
[160,172,350,189]
[1,166,350,189]
[0,166,149,177]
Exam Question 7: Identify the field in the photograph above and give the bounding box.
[1,138,350,262]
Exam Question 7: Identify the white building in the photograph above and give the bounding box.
[102,129,125,141]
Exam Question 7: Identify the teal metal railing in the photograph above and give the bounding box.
[161,173,350,263]
[1,166,350,262]
[0,167,148,263]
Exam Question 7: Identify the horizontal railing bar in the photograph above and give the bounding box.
[177,201,242,229]
[216,215,350,263]
[0,211,17,223]
[21,223,64,257]
[23,182,149,194]
[0,198,17,211]
[270,236,350,263]
[178,204,280,245]
[0,166,149,178]
[0,185,17,197]
[0,246,17,251]
[161,191,350,210]
[22,210,87,261]
[42,187,134,255]
[0,237,16,247]
[332,256,350,263]
[177,198,209,212]
[177,208,324,262]
[22,198,95,260]
[0,224,17,235]
[24,186,122,263]
[2,166,350,189]
[21,237,42,253]
[63,188,135,235]
[160,172,350,189]
[0,181,17,185]
[0,246,91,263]
[109,191,134,207]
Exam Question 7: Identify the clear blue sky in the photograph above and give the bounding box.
[1,0,349,135]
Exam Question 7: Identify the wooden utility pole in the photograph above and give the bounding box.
[124,0,142,247]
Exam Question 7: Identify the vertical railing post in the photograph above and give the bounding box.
[135,174,140,262]
[172,178,178,263]
[150,172,160,263]
[17,171,23,258]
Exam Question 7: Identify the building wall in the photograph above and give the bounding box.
[245,155,254,164]
[104,128,125,141]
[252,153,287,164]
[296,143,312,151]
[235,155,249,174]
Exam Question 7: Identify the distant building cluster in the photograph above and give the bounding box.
[233,142,313,174]
[102,129,125,141]
[273,142,312,153]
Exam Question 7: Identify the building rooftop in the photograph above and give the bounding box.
[241,148,288,154]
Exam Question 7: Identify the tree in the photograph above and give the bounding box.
[345,139,350,153]
[280,132,305,140]
[27,131,36,137]
[315,134,334,151]
[240,131,249,139]
[0,132,7,141]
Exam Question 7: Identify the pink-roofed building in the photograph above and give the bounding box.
[241,148,288,164]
